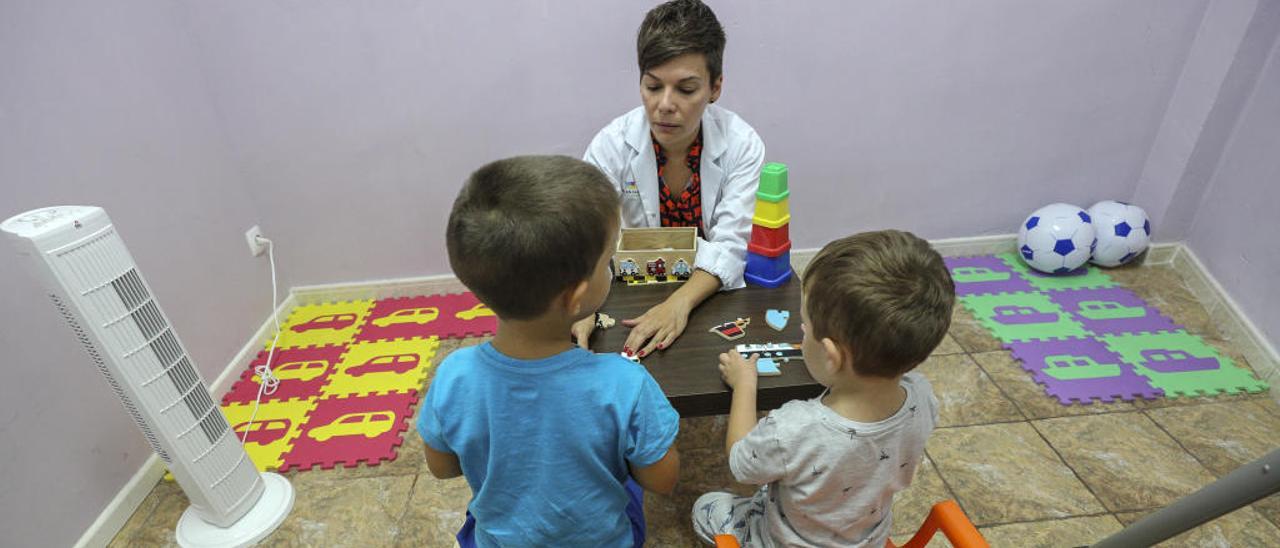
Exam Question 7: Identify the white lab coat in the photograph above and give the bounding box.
[584,104,765,290]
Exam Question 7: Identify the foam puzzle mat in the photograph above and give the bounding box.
[207,292,497,474]
[946,253,1268,404]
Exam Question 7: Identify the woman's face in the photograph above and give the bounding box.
[641,53,722,150]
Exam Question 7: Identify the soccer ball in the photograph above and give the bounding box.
[1017,203,1096,274]
[1088,200,1151,267]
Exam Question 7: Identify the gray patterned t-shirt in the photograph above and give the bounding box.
[729,372,939,547]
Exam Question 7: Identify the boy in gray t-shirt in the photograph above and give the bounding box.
[692,230,956,547]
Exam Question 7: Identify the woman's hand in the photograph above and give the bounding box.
[622,269,721,357]
[571,315,596,349]
[718,350,759,390]
[622,297,692,358]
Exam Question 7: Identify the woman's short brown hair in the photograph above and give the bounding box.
[802,230,956,378]
[637,0,726,82]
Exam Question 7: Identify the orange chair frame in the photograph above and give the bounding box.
[713,500,987,548]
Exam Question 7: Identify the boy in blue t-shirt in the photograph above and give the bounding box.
[419,155,681,547]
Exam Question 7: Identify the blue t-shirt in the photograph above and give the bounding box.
[418,342,679,547]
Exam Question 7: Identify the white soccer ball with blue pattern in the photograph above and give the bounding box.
[1087,200,1151,267]
[1017,203,1096,274]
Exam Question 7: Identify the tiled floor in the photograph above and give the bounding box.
[110,262,1280,547]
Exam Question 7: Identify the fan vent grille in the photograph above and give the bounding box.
[50,292,171,463]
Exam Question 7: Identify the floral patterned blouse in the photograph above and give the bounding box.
[654,130,704,237]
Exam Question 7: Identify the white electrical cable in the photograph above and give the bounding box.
[240,236,282,444]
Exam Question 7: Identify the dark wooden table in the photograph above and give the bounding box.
[590,277,824,417]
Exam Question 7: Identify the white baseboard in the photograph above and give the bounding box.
[791,235,1179,274]
[291,273,467,304]
[287,237,1175,304]
[790,247,818,277]
[793,234,1021,276]
[72,452,167,548]
[74,292,298,548]
[1142,242,1179,265]
[1169,245,1280,386]
[929,233,1020,257]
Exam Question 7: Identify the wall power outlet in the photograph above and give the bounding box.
[245,225,267,257]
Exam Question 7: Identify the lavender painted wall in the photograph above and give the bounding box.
[1187,35,1280,353]
[1134,0,1280,241]
[0,1,265,546]
[178,0,643,292]
[178,0,1209,288]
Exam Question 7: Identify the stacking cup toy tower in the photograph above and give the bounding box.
[745,162,793,287]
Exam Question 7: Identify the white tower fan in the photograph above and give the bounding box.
[2,206,293,547]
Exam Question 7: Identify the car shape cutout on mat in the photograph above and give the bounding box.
[1139,349,1219,373]
[1041,355,1122,380]
[455,303,495,321]
[347,353,419,377]
[371,307,440,328]
[232,418,292,445]
[308,411,397,442]
[991,305,1058,325]
[950,266,1011,284]
[290,313,358,333]
[1076,300,1146,320]
[258,359,329,382]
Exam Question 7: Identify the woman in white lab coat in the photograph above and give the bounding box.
[575,0,765,358]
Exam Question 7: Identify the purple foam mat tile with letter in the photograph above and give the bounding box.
[945,256,1037,297]
[1045,287,1180,336]
[1006,337,1163,404]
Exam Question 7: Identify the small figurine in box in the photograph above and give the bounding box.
[613,227,697,285]
[672,258,693,280]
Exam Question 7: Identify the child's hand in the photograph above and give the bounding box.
[571,315,596,349]
[718,350,759,390]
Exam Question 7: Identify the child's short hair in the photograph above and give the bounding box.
[802,230,956,378]
[637,0,726,82]
[446,156,619,320]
